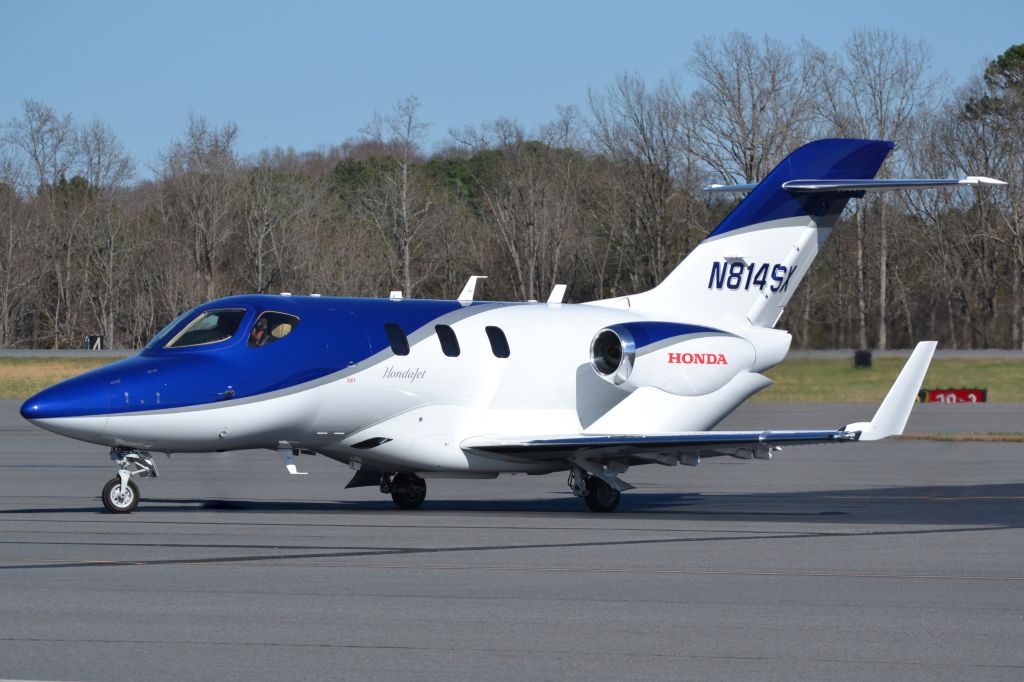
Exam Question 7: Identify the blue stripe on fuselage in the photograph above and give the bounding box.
[21,295,511,418]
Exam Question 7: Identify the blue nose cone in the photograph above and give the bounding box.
[20,374,112,420]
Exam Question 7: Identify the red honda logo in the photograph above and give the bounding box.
[667,352,728,365]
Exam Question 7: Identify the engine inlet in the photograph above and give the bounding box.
[590,327,635,384]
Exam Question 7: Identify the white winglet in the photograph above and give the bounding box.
[844,341,937,441]
[458,275,488,301]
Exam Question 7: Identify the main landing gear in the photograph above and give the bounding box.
[584,477,621,513]
[102,448,158,514]
[387,473,427,509]
[568,464,623,513]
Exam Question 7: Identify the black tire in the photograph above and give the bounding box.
[584,477,620,513]
[102,477,140,514]
[390,473,426,509]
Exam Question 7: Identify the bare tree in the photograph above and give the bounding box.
[451,113,586,301]
[2,36,1023,351]
[2,101,89,346]
[0,151,33,346]
[687,33,811,183]
[947,53,1024,348]
[588,73,700,292]
[807,30,937,349]
[354,95,435,296]
[2,100,78,190]
[78,121,135,347]
[79,120,134,189]
[240,166,288,293]
[158,114,241,300]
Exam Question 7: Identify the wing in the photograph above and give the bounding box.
[462,428,858,462]
[463,342,937,464]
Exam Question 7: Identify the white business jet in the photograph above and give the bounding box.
[21,139,1005,513]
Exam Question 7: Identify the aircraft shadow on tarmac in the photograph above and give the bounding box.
[3,482,1022,527]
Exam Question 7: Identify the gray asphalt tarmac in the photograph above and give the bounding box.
[0,400,1022,682]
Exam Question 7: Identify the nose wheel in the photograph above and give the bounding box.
[102,477,140,513]
[101,448,158,514]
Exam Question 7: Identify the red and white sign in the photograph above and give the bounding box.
[920,388,986,403]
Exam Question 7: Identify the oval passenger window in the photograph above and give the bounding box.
[435,324,461,357]
[485,326,510,358]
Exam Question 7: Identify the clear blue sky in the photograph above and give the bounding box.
[3,0,1021,176]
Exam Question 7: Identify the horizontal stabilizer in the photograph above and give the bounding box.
[782,177,1007,193]
[703,182,758,193]
[703,176,1006,194]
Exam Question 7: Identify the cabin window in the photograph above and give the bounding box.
[485,326,510,358]
[248,311,300,347]
[166,309,247,348]
[435,324,460,357]
[385,323,410,356]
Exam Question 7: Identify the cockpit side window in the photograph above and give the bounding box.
[384,323,410,356]
[165,309,247,348]
[248,311,300,347]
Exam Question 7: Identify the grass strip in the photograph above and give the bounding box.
[0,357,124,400]
[1,355,1023,403]
[898,432,1024,443]
[758,357,1024,403]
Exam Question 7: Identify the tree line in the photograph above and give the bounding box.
[1,31,1021,350]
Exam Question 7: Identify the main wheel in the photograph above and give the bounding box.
[584,477,620,513]
[390,473,427,509]
[102,477,140,514]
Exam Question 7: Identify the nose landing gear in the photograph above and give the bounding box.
[102,448,158,514]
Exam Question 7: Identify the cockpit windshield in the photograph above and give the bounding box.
[143,308,196,350]
[165,309,247,348]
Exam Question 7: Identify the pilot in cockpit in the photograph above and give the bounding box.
[248,316,269,346]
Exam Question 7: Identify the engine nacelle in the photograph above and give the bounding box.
[590,322,756,396]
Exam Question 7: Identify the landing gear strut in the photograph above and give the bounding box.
[389,473,426,509]
[102,448,158,514]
